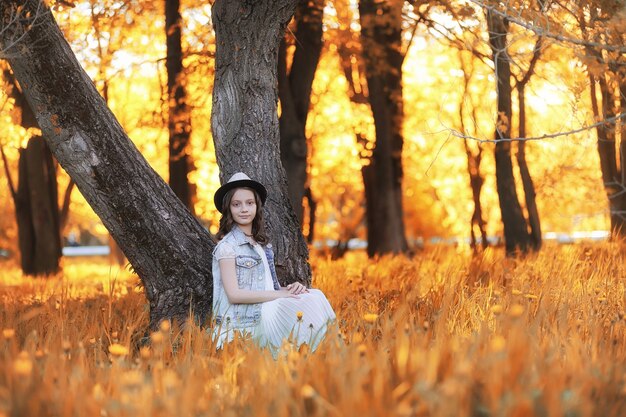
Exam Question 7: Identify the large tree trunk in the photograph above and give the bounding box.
[211,0,311,285]
[278,0,324,225]
[0,0,214,328]
[358,0,408,257]
[486,11,530,255]
[16,136,62,275]
[166,0,194,212]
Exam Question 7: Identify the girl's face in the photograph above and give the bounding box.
[229,188,257,227]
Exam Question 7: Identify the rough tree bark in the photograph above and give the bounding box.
[358,0,408,257]
[0,0,214,328]
[211,0,311,285]
[278,0,324,225]
[486,11,530,254]
[166,0,194,212]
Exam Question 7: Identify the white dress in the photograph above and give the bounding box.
[213,240,336,354]
[251,243,336,353]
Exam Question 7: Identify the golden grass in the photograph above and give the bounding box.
[1,244,626,416]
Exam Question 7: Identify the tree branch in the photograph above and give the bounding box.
[468,0,626,53]
[444,112,626,143]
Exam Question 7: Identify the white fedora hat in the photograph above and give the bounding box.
[213,172,268,213]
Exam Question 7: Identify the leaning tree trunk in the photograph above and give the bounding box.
[358,0,408,257]
[166,0,194,212]
[16,136,62,275]
[278,0,324,225]
[0,0,215,328]
[486,11,530,255]
[211,0,311,285]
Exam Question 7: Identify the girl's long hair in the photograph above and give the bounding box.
[216,187,269,244]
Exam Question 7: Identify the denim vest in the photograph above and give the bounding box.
[212,226,281,329]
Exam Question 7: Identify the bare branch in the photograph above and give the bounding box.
[443,112,626,144]
[514,36,545,87]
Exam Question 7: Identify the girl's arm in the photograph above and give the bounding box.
[219,258,299,304]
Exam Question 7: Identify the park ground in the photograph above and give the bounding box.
[0,243,626,416]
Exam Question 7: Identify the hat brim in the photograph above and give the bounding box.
[214,179,268,213]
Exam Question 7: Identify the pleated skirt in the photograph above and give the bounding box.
[257,289,336,352]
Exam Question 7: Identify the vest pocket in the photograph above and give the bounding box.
[235,255,262,287]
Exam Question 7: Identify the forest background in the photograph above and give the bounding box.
[0,0,618,268]
[2,2,626,415]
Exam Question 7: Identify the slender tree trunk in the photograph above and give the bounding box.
[358,0,408,257]
[304,186,316,244]
[486,11,529,254]
[516,85,541,250]
[458,53,488,252]
[463,140,488,251]
[590,67,623,234]
[59,179,75,231]
[278,0,324,224]
[514,36,543,251]
[617,79,626,232]
[577,4,626,239]
[166,0,194,212]
[6,54,66,273]
[15,148,34,274]
[211,0,310,285]
[16,136,62,275]
[1,0,215,328]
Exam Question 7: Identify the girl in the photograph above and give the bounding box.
[211,172,336,354]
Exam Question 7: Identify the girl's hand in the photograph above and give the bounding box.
[278,289,300,299]
[286,282,308,295]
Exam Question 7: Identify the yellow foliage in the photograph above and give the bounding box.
[0,1,613,249]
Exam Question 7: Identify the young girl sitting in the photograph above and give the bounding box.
[211,172,336,354]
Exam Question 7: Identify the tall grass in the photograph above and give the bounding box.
[0,244,625,416]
